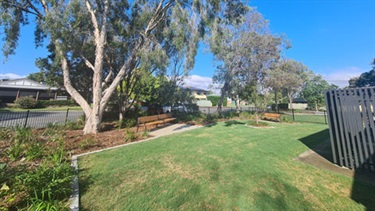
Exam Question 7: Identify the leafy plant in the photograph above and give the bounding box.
[7,127,36,160]
[79,138,97,149]
[42,123,63,137]
[246,120,270,127]
[20,162,74,205]
[0,128,12,141]
[7,143,25,161]
[65,120,83,130]
[239,112,254,120]
[124,129,136,142]
[14,96,38,109]
[25,142,45,161]
[28,189,68,211]
[141,129,149,139]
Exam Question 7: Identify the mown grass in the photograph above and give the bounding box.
[78,122,374,210]
[282,114,327,124]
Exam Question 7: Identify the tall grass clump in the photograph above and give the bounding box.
[0,127,74,210]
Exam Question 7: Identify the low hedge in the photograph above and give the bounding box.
[37,100,78,108]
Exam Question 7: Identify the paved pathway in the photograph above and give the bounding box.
[149,123,202,137]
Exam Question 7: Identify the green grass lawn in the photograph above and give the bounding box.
[282,114,327,124]
[78,122,374,210]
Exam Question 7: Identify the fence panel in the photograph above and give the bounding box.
[325,87,375,171]
[281,110,327,124]
[0,109,84,128]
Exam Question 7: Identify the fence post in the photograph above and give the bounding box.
[24,110,30,128]
[292,109,295,122]
[324,110,327,124]
[65,108,70,125]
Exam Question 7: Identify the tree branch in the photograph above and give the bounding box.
[54,41,91,114]
[81,55,95,71]
[39,0,49,13]
[3,1,44,19]
[144,0,174,36]
[85,0,100,44]
[102,69,113,87]
[26,0,44,18]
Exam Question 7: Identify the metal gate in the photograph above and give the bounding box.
[325,87,375,171]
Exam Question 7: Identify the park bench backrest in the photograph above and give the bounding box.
[158,113,173,119]
[138,115,160,124]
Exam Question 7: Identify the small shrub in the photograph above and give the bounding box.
[42,123,63,136]
[28,190,69,211]
[239,112,254,120]
[79,138,97,149]
[124,118,137,128]
[0,128,12,141]
[117,118,137,129]
[65,121,83,130]
[202,114,219,124]
[246,120,270,127]
[141,129,149,138]
[222,111,239,119]
[124,129,136,142]
[7,127,35,161]
[281,115,293,123]
[7,142,25,161]
[20,161,74,205]
[14,96,38,109]
[25,142,45,161]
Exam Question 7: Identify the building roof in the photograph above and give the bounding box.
[181,86,208,92]
[0,78,58,91]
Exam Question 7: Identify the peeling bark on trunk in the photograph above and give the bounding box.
[235,94,240,113]
[288,91,293,110]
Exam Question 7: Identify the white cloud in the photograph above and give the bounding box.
[183,75,221,94]
[322,66,364,88]
[0,73,26,80]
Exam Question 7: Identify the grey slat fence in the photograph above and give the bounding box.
[0,109,84,128]
[325,87,375,171]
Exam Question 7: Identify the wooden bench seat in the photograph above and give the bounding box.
[262,113,281,122]
[158,113,176,123]
[137,113,176,131]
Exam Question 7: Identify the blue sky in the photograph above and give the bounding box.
[1,0,374,89]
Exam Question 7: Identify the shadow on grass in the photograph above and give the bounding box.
[299,129,333,162]
[78,168,95,210]
[224,120,245,127]
[299,129,375,210]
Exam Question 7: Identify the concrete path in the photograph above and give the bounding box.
[149,123,202,137]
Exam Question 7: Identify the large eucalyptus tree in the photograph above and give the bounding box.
[267,59,310,110]
[211,10,284,116]
[1,0,247,134]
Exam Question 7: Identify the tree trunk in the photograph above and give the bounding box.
[218,82,229,114]
[235,94,240,113]
[274,90,279,113]
[288,91,293,110]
